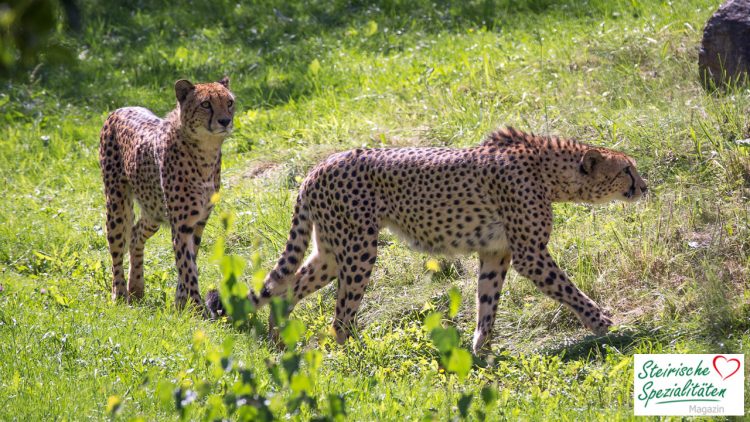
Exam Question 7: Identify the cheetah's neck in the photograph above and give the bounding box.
[532,137,591,202]
[166,106,224,182]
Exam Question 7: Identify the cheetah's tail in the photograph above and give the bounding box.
[206,190,312,318]
[251,190,313,305]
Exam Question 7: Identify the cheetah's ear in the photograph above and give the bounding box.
[580,149,603,175]
[175,79,195,103]
[217,76,230,88]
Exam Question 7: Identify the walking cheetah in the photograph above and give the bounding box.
[99,77,235,311]
[208,127,647,354]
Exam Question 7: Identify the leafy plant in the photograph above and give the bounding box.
[149,211,347,421]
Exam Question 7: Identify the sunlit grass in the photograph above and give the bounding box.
[0,0,748,419]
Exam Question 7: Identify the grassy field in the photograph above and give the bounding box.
[1,0,748,419]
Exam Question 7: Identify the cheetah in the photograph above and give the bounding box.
[99,77,235,311]
[208,127,647,354]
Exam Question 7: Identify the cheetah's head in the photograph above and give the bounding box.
[175,77,235,138]
[578,148,648,204]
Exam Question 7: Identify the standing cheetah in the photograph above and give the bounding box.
[208,127,647,354]
[99,77,235,311]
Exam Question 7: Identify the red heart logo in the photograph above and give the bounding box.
[713,355,741,380]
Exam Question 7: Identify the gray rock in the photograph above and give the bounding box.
[699,0,750,88]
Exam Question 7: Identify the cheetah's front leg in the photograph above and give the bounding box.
[170,222,203,312]
[128,217,160,300]
[512,246,612,335]
[506,203,612,335]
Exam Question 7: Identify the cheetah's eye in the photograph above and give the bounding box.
[200,101,211,109]
[227,100,234,108]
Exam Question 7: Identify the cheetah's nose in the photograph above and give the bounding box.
[641,185,648,194]
[218,118,231,127]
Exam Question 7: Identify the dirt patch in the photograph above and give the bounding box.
[242,161,282,180]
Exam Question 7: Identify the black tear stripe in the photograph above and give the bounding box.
[625,167,636,194]
[207,105,214,132]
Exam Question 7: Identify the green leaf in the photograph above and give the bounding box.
[220,254,246,282]
[238,368,258,391]
[304,350,323,371]
[364,20,378,37]
[446,348,473,379]
[191,330,206,350]
[220,212,235,231]
[204,395,225,421]
[156,380,173,406]
[328,394,347,419]
[48,286,70,307]
[281,352,301,381]
[457,393,473,419]
[480,386,498,406]
[195,380,212,398]
[230,278,248,299]
[209,237,225,264]
[217,254,253,324]
[221,337,234,358]
[270,297,290,327]
[290,372,312,394]
[429,326,459,354]
[423,311,443,332]
[280,319,305,349]
[266,358,283,386]
[286,394,317,414]
[251,268,266,295]
[308,58,321,76]
[448,287,461,318]
[174,46,189,61]
[237,404,273,422]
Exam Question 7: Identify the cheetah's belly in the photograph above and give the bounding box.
[382,217,509,256]
[132,180,169,223]
[128,148,169,223]
[134,179,216,225]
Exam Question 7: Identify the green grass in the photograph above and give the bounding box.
[1,0,749,419]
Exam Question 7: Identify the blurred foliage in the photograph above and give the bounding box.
[0,0,77,75]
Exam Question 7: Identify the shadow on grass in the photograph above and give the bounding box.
[542,328,660,362]
[7,0,643,111]
[475,326,663,367]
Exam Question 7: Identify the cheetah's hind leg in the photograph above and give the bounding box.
[331,226,378,345]
[472,250,511,355]
[267,237,339,346]
[103,184,134,302]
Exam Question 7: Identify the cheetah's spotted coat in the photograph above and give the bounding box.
[207,127,647,353]
[99,77,235,310]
